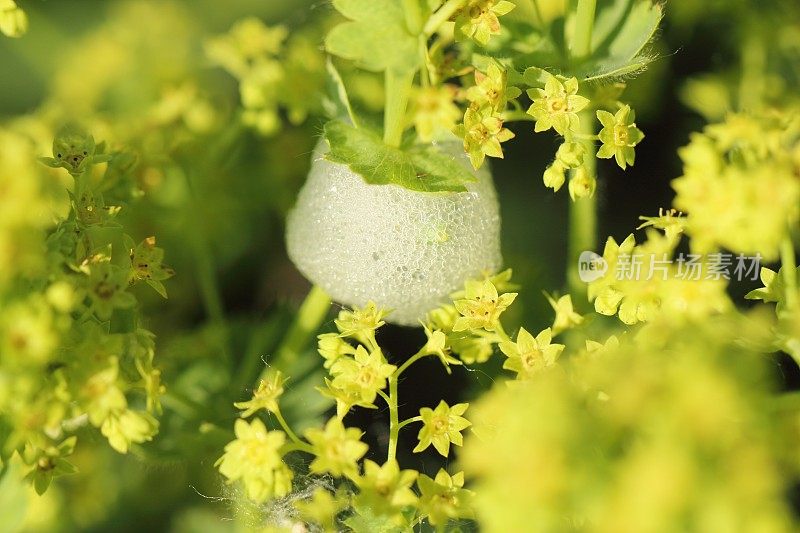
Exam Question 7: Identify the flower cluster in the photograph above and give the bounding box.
[672,111,800,261]
[461,315,798,533]
[456,63,519,169]
[206,17,325,135]
[216,275,582,530]
[0,126,172,494]
[454,0,516,46]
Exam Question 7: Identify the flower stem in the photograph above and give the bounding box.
[384,68,415,147]
[398,416,423,430]
[387,373,400,461]
[571,0,597,61]
[387,346,435,460]
[781,234,798,311]
[396,348,428,377]
[267,285,331,376]
[567,110,598,302]
[423,0,466,37]
[273,407,307,449]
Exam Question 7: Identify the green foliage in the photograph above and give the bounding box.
[325,0,418,73]
[323,120,477,192]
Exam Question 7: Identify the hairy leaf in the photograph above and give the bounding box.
[324,121,476,193]
[325,0,418,73]
[579,0,663,82]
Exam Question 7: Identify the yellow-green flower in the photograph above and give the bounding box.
[596,105,645,169]
[451,331,496,364]
[568,165,597,200]
[453,279,517,332]
[215,418,293,503]
[355,459,418,519]
[82,358,127,427]
[305,417,368,479]
[234,369,287,417]
[294,487,346,532]
[422,324,461,372]
[542,161,567,192]
[746,267,800,309]
[556,141,586,168]
[330,345,396,405]
[0,0,27,38]
[100,409,159,454]
[527,76,589,135]
[334,301,388,344]
[317,377,377,418]
[22,436,78,495]
[546,294,584,335]
[417,469,475,526]
[412,85,461,143]
[414,400,471,457]
[466,63,520,112]
[317,332,357,369]
[455,0,516,46]
[456,106,515,169]
[499,327,563,380]
[127,235,174,298]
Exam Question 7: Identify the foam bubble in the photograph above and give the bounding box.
[286,141,502,326]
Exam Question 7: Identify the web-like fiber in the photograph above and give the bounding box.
[286,141,502,326]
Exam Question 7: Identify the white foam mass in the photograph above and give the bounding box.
[286,140,502,326]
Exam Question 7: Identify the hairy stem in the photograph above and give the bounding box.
[387,374,400,461]
[567,110,598,301]
[384,68,415,147]
[571,0,597,61]
[782,235,798,311]
[267,285,331,376]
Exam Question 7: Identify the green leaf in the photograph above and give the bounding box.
[325,0,418,73]
[0,460,28,533]
[578,0,663,82]
[323,58,359,127]
[324,121,476,193]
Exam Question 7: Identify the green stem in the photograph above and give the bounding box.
[396,348,428,377]
[571,0,597,61]
[501,111,536,122]
[387,347,431,461]
[383,69,416,147]
[423,0,466,37]
[387,374,400,461]
[267,285,331,375]
[781,235,798,311]
[419,35,431,88]
[402,0,424,33]
[281,441,315,455]
[398,416,423,430]
[567,110,598,301]
[738,34,766,111]
[273,407,308,449]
